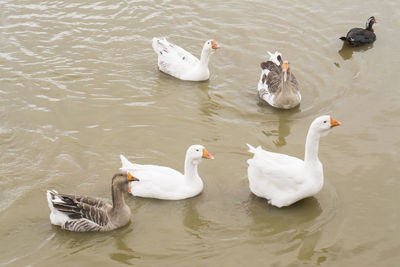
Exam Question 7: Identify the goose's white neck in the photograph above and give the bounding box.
[184,157,200,180]
[304,126,321,163]
[199,47,212,68]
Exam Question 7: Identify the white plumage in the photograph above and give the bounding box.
[46,190,70,226]
[120,145,214,200]
[247,115,341,207]
[267,51,282,66]
[152,38,219,81]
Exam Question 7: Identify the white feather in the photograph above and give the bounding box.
[120,154,137,170]
[257,68,270,92]
[246,115,339,207]
[247,144,257,154]
[152,37,218,81]
[119,145,211,200]
[267,51,282,66]
[46,190,70,226]
[262,91,275,105]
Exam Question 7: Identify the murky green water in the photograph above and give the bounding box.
[1,0,399,266]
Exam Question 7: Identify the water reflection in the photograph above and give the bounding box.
[197,82,222,119]
[182,198,211,238]
[295,230,323,261]
[109,228,141,265]
[338,43,374,60]
[53,228,111,252]
[54,225,140,265]
[260,111,298,148]
[245,194,322,238]
[51,222,138,263]
[244,193,333,263]
[273,114,292,147]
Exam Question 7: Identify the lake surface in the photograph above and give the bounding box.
[1,0,399,266]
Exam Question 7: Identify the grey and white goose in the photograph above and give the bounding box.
[340,16,377,46]
[257,51,301,109]
[46,172,139,232]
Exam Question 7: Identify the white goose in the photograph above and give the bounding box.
[152,38,220,81]
[120,145,214,200]
[257,51,301,109]
[247,115,341,208]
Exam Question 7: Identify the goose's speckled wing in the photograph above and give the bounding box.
[49,191,111,232]
[260,60,282,94]
[152,37,199,78]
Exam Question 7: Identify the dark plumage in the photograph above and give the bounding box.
[257,52,301,109]
[340,16,377,46]
[47,173,139,232]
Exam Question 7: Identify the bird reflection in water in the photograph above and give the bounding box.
[245,194,322,234]
[197,82,222,121]
[338,43,374,61]
[109,228,141,265]
[262,111,298,148]
[244,193,330,264]
[183,199,212,238]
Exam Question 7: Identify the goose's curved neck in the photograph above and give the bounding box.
[184,157,199,180]
[199,48,211,68]
[111,175,126,210]
[283,70,288,82]
[304,127,321,163]
[281,69,291,90]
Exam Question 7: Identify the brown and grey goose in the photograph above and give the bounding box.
[257,51,301,109]
[46,172,139,232]
[340,16,377,46]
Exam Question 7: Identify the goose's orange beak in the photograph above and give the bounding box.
[330,116,341,128]
[282,61,289,72]
[202,148,214,159]
[127,172,139,182]
[211,40,220,49]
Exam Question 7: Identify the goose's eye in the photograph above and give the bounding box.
[196,149,199,152]
[323,120,327,123]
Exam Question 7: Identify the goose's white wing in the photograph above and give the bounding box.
[247,144,305,204]
[152,37,199,78]
[247,145,304,184]
[120,155,185,200]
